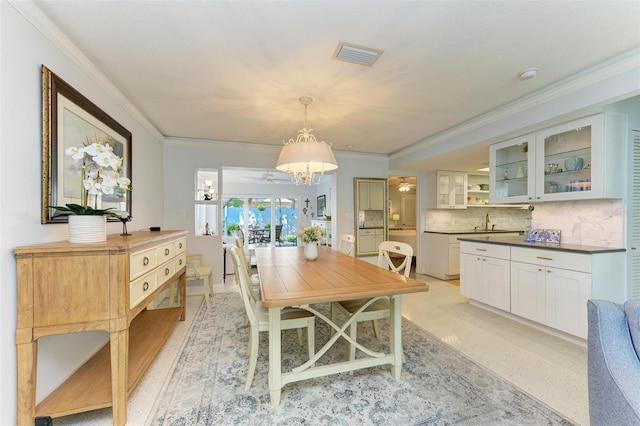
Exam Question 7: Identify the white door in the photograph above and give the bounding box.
[483,257,511,311]
[545,267,590,338]
[510,261,546,323]
[401,195,417,227]
[460,253,482,301]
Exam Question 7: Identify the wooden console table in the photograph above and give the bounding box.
[14,230,188,426]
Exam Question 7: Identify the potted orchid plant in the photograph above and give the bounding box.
[50,141,132,243]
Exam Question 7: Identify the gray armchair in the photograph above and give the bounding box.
[587,299,640,425]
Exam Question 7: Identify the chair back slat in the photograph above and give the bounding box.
[339,234,356,256]
[377,241,413,277]
[230,247,258,325]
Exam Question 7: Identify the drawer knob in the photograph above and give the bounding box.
[165,248,170,256]
[165,268,170,275]
[179,242,183,249]
[143,256,149,266]
[143,282,149,291]
[179,259,183,265]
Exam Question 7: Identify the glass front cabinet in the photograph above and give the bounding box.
[490,113,626,204]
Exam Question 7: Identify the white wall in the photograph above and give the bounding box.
[162,139,389,285]
[1,2,165,421]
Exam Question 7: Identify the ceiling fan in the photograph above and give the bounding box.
[398,178,415,192]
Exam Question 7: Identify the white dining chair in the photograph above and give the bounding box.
[235,237,261,296]
[338,234,356,256]
[230,247,316,391]
[331,241,413,361]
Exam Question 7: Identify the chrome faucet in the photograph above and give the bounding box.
[485,213,490,231]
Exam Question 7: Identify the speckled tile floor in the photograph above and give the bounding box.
[54,272,588,425]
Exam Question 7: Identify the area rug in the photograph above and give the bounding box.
[150,293,573,425]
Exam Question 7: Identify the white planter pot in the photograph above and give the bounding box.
[304,242,318,260]
[68,215,107,243]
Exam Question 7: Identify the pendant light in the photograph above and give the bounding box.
[276,96,338,185]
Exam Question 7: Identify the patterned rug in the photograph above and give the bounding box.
[150,293,573,425]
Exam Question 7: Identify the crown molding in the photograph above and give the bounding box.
[164,136,388,162]
[9,0,165,144]
[391,49,640,161]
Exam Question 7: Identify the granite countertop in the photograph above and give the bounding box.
[456,234,626,254]
[425,229,523,235]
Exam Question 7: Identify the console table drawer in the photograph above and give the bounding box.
[175,252,187,271]
[130,270,158,309]
[175,237,187,254]
[157,241,176,263]
[157,259,176,286]
[130,247,158,280]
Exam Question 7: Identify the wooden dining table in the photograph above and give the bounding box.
[255,245,429,405]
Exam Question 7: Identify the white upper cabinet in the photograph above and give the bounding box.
[358,181,386,210]
[490,113,627,203]
[426,171,467,209]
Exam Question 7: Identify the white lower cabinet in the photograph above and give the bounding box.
[461,241,625,340]
[357,228,384,254]
[460,242,511,311]
[511,247,591,338]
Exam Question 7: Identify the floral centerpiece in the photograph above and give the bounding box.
[298,225,326,243]
[298,225,326,260]
[50,141,132,243]
[50,142,132,218]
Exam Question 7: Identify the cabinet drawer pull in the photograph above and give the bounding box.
[143,256,149,266]
[165,267,170,276]
[179,259,183,265]
[536,256,553,261]
[165,248,170,256]
[475,248,487,252]
[179,242,183,249]
[143,282,149,291]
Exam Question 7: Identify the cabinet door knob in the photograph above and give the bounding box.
[143,256,149,266]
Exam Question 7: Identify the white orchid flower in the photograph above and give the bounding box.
[118,177,131,188]
[94,152,114,168]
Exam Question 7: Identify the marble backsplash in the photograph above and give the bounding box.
[530,199,624,247]
[426,207,530,231]
[425,199,625,248]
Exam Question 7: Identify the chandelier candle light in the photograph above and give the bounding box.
[276,96,338,185]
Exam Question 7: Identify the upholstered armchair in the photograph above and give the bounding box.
[587,299,640,425]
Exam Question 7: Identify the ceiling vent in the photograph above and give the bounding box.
[332,42,383,67]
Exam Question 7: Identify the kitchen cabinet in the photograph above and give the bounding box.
[354,177,388,256]
[425,232,521,280]
[460,241,511,311]
[357,228,384,254]
[490,113,626,204]
[511,247,591,338]
[459,236,626,340]
[358,180,385,210]
[426,171,467,209]
[467,174,490,206]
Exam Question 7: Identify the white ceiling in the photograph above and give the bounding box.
[31,1,640,172]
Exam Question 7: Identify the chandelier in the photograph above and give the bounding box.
[276,96,338,185]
